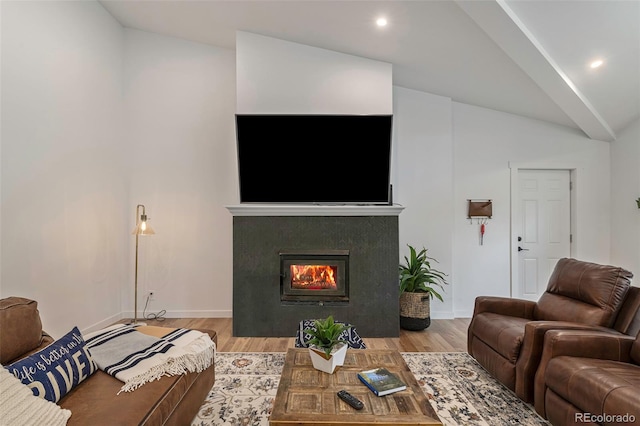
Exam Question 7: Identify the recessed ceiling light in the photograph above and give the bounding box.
[376,17,388,27]
[590,59,604,69]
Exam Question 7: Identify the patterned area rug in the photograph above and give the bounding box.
[191,352,550,426]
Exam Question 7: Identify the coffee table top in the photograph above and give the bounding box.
[270,348,442,426]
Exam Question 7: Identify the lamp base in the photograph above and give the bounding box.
[125,320,147,327]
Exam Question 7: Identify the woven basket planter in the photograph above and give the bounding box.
[399,292,431,330]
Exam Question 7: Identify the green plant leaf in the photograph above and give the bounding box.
[303,315,352,357]
[399,244,449,301]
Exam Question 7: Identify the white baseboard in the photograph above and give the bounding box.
[429,311,455,319]
[454,309,473,318]
[83,310,233,334]
[120,309,233,319]
[161,310,233,318]
[82,312,125,334]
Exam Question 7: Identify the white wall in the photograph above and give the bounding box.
[392,93,612,318]
[610,118,640,278]
[1,1,127,337]
[1,4,238,335]
[123,29,237,318]
[236,31,392,114]
[393,87,454,317]
[452,103,612,316]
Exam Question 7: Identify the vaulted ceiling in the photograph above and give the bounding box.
[100,0,640,142]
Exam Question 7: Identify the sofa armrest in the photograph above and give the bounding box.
[41,331,54,346]
[515,321,616,403]
[472,296,536,318]
[533,329,635,416]
[193,328,217,347]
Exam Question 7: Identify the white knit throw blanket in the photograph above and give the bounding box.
[0,366,71,426]
[84,324,215,394]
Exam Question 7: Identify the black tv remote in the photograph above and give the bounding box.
[337,390,364,410]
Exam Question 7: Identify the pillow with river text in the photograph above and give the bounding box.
[5,326,96,402]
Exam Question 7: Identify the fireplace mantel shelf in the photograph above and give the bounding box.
[226,204,405,217]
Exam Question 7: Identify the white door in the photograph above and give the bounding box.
[516,170,571,301]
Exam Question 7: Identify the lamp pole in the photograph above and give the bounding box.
[133,204,154,325]
[134,225,140,324]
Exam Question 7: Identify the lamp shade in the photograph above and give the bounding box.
[132,221,155,235]
[132,210,155,235]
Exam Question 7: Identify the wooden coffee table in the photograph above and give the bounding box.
[269,348,442,425]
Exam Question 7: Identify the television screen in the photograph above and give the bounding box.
[235,114,393,204]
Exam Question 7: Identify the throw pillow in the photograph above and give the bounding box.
[5,326,97,403]
[295,319,367,349]
[0,363,71,426]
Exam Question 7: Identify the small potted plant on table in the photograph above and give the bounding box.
[399,245,448,330]
[304,315,352,374]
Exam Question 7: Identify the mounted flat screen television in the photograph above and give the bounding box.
[235,114,393,204]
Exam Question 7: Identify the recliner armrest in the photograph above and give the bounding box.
[515,321,617,402]
[472,296,536,319]
[533,329,635,417]
[539,328,634,362]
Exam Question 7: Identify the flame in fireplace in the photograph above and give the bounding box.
[291,265,337,290]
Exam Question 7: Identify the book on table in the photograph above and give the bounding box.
[357,367,407,396]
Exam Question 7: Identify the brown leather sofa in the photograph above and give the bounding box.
[534,328,640,425]
[0,297,216,425]
[468,258,634,403]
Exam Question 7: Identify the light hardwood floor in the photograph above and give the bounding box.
[137,317,471,353]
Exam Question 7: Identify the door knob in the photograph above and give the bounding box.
[518,246,529,252]
[518,236,522,242]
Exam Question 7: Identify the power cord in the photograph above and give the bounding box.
[143,293,166,321]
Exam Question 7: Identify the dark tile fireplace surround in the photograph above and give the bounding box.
[228,205,403,337]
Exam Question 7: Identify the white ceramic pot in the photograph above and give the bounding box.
[308,342,347,374]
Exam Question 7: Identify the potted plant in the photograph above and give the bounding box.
[304,315,352,374]
[399,245,449,330]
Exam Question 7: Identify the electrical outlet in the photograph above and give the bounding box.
[148,290,155,301]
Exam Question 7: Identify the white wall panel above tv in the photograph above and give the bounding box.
[236,31,392,115]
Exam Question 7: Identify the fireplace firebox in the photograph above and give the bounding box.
[280,250,349,303]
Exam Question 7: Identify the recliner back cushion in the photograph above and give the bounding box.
[0,297,44,364]
[534,258,632,327]
[631,330,640,365]
[613,286,640,336]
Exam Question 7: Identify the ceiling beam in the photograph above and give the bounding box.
[456,0,616,142]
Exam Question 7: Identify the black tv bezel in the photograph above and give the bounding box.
[235,113,393,205]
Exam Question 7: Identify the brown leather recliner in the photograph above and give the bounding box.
[534,328,640,425]
[467,258,633,403]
